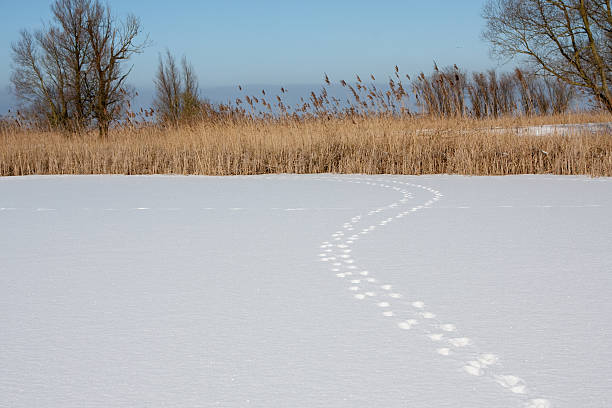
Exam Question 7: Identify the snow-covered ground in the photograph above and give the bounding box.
[1,174,611,408]
[419,121,612,136]
[492,121,612,136]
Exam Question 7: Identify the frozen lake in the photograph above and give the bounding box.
[1,174,611,408]
[495,121,612,136]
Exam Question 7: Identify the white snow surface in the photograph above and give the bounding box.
[1,174,611,408]
[493,121,612,136]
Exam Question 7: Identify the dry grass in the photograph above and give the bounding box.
[1,111,610,177]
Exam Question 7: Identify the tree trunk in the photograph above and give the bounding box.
[98,120,108,138]
[598,92,612,113]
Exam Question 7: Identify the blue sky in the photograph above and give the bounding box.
[0,0,503,113]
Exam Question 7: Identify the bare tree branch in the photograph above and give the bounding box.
[9,0,148,134]
[483,0,611,111]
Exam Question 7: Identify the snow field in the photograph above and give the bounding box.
[1,174,611,408]
[317,176,550,408]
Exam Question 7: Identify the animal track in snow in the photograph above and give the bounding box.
[448,337,472,347]
[398,320,418,330]
[463,361,484,376]
[315,175,551,407]
[440,324,457,332]
[526,399,552,408]
[478,353,499,366]
[494,375,528,394]
[411,301,425,309]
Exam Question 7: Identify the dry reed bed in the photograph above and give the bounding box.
[1,114,611,177]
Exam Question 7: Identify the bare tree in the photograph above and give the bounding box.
[154,51,182,124]
[154,51,202,125]
[85,2,147,136]
[181,56,201,122]
[10,0,146,134]
[11,29,69,129]
[483,0,612,112]
[51,0,93,129]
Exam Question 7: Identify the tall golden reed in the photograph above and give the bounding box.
[1,112,610,177]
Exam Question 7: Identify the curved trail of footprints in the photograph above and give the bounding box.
[316,176,551,408]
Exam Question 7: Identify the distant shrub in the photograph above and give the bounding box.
[154,51,204,126]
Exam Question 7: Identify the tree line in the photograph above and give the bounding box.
[8,0,611,134]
